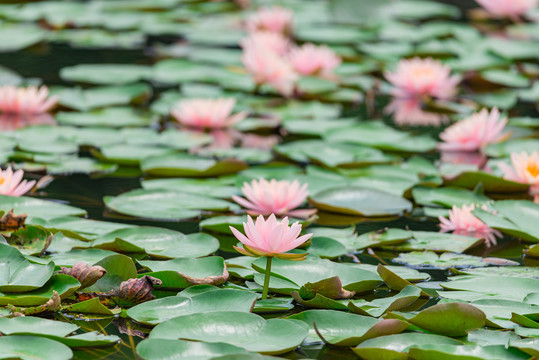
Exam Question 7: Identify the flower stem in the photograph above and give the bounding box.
[262,256,272,300]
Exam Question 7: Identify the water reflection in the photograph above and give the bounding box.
[0,113,57,131]
[385,98,447,127]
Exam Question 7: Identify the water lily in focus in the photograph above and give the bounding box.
[170,98,247,129]
[475,0,537,18]
[240,31,291,56]
[288,44,341,78]
[232,178,316,219]
[246,6,293,35]
[230,214,312,299]
[438,108,509,152]
[499,151,539,202]
[385,57,460,100]
[385,97,447,127]
[242,46,298,96]
[0,167,36,197]
[439,204,502,247]
[0,85,58,114]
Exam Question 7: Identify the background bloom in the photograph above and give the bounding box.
[242,47,297,96]
[246,6,293,35]
[385,97,447,127]
[439,204,502,247]
[385,57,460,100]
[288,44,341,78]
[499,151,539,200]
[240,31,291,56]
[232,178,316,219]
[438,108,508,152]
[475,0,537,18]
[170,98,247,129]
[230,214,312,260]
[0,167,36,197]
[0,85,58,114]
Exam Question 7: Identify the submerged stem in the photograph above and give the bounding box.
[261,256,273,300]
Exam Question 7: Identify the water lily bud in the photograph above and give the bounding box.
[60,262,107,289]
[112,276,162,304]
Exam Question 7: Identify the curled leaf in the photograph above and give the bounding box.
[60,262,107,289]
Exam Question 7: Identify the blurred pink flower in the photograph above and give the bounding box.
[440,150,488,168]
[246,6,293,35]
[242,46,297,96]
[0,85,58,115]
[438,108,509,152]
[385,57,460,100]
[170,98,247,129]
[475,0,537,18]
[0,167,36,197]
[232,178,316,219]
[288,44,341,78]
[499,151,539,199]
[439,204,502,247]
[0,113,57,131]
[385,98,447,127]
[240,31,291,56]
[230,214,312,260]
[241,133,279,150]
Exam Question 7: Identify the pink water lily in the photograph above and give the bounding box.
[230,214,312,260]
[385,57,460,100]
[240,31,291,56]
[232,179,316,219]
[475,0,537,18]
[499,151,539,202]
[438,108,509,152]
[288,44,341,78]
[0,85,58,114]
[170,98,247,129]
[246,6,293,35]
[0,167,36,197]
[0,113,56,131]
[242,46,297,96]
[439,204,502,247]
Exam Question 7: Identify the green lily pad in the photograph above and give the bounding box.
[136,339,247,360]
[149,311,308,355]
[348,285,422,317]
[287,310,409,346]
[412,186,492,208]
[409,344,529,360]
[0,335,72,360]
[353,333,462,360]
[0,195,86,220]
[0,243,54,292]
[443,172,530,193]
[60,64,152,85]
[141,154,248,177]
[0,274,80,306]
[56,107,157,128]
[127,289,258,325]
[138,257,229,289]
[93,227,218,259]
[393,252,488,269]
[104,189,237,220]
[0,24,45,52]
[309,186,412,216]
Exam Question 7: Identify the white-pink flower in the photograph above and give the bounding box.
[438,108,509,152]
[170,98,247,129]
[385,57,460,100]
[385,97,447,127]
[475,0,537,18]
[0,85,58,115]
[439,204,502,247]
[0,167,36,197]
[232,178,316,219]
[242,46,297,97]
[240,31,291,56]
[246,6,293,35]
[288,44,341,78]
[499,151,539,200]
[230,214,312,259]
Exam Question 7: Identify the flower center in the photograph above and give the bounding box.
[527,162,539,177]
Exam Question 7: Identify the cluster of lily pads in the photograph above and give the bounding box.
[0,0,539,359]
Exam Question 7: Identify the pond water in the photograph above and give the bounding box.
[0,0,538,359]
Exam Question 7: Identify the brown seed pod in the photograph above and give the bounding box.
[59,262,107,289]
[112,276,162,304]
